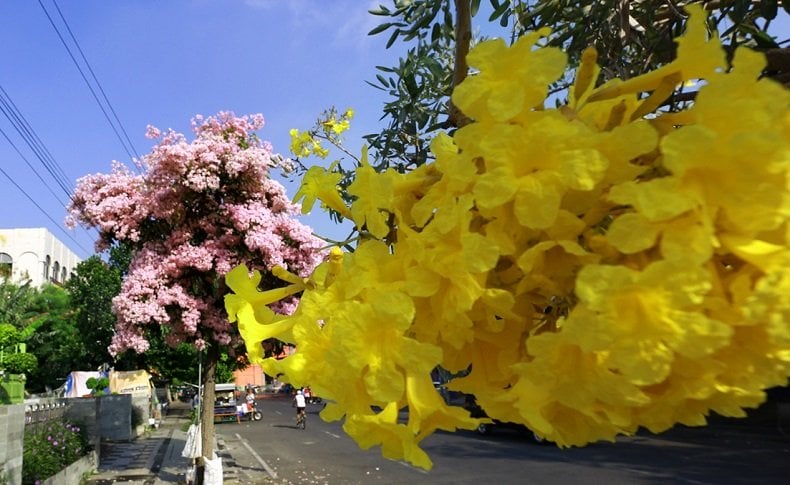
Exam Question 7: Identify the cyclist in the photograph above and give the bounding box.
[293,389,306,427]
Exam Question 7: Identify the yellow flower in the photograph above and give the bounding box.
[343,402,434,470]
[288,128,310,157]
[348,146,396,238]
[453,28,565,122]
[224,264,303,361]
[293,166,352,218]
[289,128,329,159]
[228,6,790,470]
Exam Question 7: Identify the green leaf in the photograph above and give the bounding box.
[489,0,509,21]
[499,7,511,27]
[368,22,393,36]
[759,0,778,20]
[424,58,443,78]
[753,30,779,49]
[364,80,385,91]
[470,0,481,17]
[386,28,401,48]
[369,5,392,16]
[404,72,419,98]
[431,21,441,43]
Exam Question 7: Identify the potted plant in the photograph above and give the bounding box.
[0,323,37,404]
[85,376,110,396]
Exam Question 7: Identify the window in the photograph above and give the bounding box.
[52,261,60,282]
[0,253,12,278]
[61,266,67,282]
[43,255,51,280]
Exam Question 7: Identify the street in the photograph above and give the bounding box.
[216,395,789,484]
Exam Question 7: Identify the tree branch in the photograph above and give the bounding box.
[448,0,472,129]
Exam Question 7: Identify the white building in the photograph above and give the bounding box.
[0,227,82,287]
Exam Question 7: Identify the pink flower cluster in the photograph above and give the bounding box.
[68,112,325,356]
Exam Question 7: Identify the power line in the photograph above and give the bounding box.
[0,164,91,256]
[0,116,98,257]
[0,123,68,208]
[50,0,141,162]
[0,85,98,256]
[0,85,73,198]
[38,0,141,163]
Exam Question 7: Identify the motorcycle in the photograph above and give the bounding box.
[242,400,263,421]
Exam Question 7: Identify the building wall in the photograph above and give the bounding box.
[234,365,266,388]
[0,403,25,485]
[0,227,82,287]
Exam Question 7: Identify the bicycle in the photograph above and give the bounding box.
[296,409,306,429]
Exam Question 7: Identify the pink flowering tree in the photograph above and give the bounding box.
[67,111,324,471]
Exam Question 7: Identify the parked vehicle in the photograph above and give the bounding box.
[213,383,241,423]
[303,386,322,404]
[463,395,549,443]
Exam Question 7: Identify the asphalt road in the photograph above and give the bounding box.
[216,396,789,484]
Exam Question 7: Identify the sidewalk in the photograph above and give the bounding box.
[82,400,271,485]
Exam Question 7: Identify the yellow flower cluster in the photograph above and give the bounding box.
[289,128,330,159]
[288,108,354,159]
[322,108,354,135]
[226,6,789,470]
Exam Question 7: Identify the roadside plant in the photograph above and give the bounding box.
[0,323,37,376]
[22,420,88,485]
[85,376,109,396]
[226,6,789,470]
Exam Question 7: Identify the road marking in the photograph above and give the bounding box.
[235,432,278,479]
[323,431,341,438]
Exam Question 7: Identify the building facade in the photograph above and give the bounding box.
[0,227,82,287]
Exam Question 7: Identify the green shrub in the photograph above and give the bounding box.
[85,376,109,396]
[0,323,18,348]
[2,352,37,375]
[180,407,200,432]
[22,421,89,485]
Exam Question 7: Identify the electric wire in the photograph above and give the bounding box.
[0,118,99,257]
[0,124,69,208]
[0,164,91,256]
[0,85,99,256]
[0,85,73,197]
[50,0,141,161]
[37,0,139,163]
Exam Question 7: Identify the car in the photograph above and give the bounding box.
[463,395,549,443]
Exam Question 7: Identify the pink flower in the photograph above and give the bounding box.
[69,112,324,357]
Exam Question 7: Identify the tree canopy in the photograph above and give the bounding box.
[67,111,325,471]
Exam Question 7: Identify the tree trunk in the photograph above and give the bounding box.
[195,343,219,485]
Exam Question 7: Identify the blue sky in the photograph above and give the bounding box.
[1,0,409,258]
[2,2,786,260]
